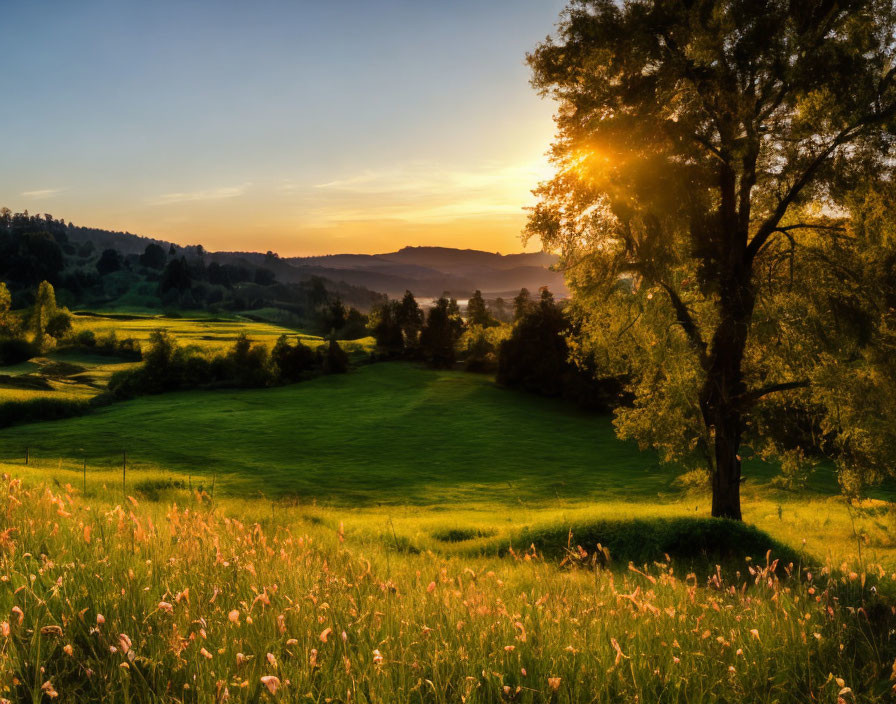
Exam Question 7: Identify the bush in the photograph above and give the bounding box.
[45,310,72,339]
[271,335,317,382]
[460,325,510,373]
[73,330,96,347]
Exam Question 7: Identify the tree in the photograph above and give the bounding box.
[396,290,424,349]
[96,248,123,276]
[0,282,14,337]
[498,290,572,396]
[466,290,494,327]
[493,297,509,323]
[319,298,347,334]
[370,300,404,352]
[527,1,896,518]
[30,280,58,347]
[160,257,192,295]
[420,296,464,368]
[140,243,167,270]
[513,288,533,322]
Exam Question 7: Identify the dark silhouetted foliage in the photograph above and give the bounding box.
[420,296,463,368]
[498,292,623,410]
[96,248,123,276]
[139,243,167,270]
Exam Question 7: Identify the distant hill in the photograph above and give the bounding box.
[286,246,566,298]
[6,208,566,303]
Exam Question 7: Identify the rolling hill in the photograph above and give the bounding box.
[285,246,567,298]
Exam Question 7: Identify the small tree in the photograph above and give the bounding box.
[396,290,424,350]
[271,334,316,382]
[30,280,58,347]
[45,310,72,339]
[498,291,572,396]
[96,248,123,276]
[513,288,533,322]
[466,290,494,327]
[370,300,404,353]
[420,296,464,368]
[139,243,167,270]
[493,297,509,323]
[0,282,16,338]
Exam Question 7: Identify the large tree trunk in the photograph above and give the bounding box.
[701,276,755,521]
[708,400,743,520]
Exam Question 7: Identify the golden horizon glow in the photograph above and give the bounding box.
[15,154,556,256]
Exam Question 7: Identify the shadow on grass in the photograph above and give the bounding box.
[498,517,806,575]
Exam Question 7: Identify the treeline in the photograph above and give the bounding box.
[369,287,624,410]
[108,330,348,400]
[0,209,382,337]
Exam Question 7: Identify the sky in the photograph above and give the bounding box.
[1,0,566,256]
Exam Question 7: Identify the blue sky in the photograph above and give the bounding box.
[1,0,565,254]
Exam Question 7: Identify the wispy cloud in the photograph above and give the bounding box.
[153,183,252,205]
[21,188,63,199]
[314,160,549,196]
[309,159,551,225]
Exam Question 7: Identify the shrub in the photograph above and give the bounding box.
[46,310,72,339]
[271,335,317,382]
[109,329,333,398]
[73,330,96,347]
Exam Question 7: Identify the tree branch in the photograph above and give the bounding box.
[659,282,708,369]
[741,379,810,405]
[746,100,896,262]
[774,223,846,233]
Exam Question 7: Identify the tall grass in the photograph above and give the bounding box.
[1,472,893,703]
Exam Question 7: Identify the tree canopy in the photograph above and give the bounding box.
[527,0,896,518]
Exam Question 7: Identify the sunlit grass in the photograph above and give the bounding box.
[3,458,894,573]
[0,470,893,702]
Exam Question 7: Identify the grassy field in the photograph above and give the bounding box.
[0,312,375,404]
[2,362,895,570]
[2,358,896,700]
